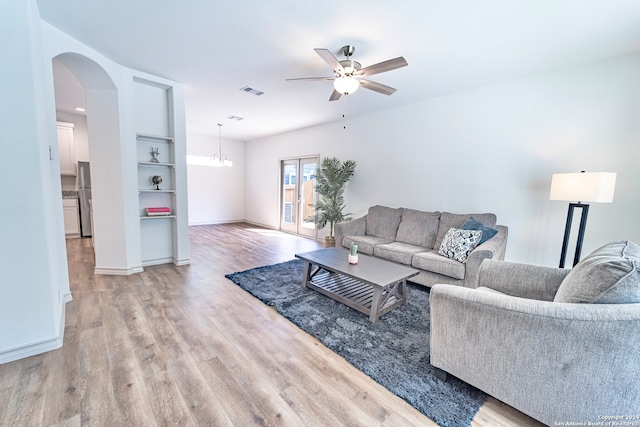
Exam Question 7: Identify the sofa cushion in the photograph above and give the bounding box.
[395,209,441,248]
[343,235,392,255]
[365,205,404,241]
[460,216,498,245]
[373,242,428,265]
[475,286,506,295]
[554,240,640,304]
[438,228,482,263]
[434,212,497,250]
[412,250,467,280]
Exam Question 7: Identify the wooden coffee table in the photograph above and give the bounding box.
[295,248,419,323]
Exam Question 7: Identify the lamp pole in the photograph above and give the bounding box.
[559,202,590,268]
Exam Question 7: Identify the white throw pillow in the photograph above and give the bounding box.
[438,228,482,263]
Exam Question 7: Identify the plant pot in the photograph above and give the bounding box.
[348,254,358,264]
[325,236,335,248]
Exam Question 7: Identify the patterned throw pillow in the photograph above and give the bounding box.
[438,228,483,263]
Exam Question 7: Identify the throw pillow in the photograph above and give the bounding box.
[433,212,497,250]
[438,228,483,263]
[461,216,498,245]
[554,240,640,304]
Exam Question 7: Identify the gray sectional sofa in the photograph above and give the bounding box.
[334,205,508,288]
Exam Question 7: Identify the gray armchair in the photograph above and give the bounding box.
[430,251,640,426]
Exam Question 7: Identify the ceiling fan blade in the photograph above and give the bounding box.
[285,77,334,81]
[360,57,408,77]
[314,48,344,72]
[359,79,397,96]
[329,90,342,101]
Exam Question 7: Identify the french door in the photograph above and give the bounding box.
[280,157,318,238]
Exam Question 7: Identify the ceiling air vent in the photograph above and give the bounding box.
[239,86,264,96]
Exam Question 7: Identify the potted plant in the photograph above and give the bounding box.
[307,156,357,248]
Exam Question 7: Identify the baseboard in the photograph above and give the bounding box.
[138,257,192,268]
[63,291,73,303]
[241,220,278,230]
[141,258,173,268]
[188,219,244,226]
[0,297,69,365]
[189,220,321,242]
[173,257,191,266]
[188,219,278,230]
[94,265,144,275]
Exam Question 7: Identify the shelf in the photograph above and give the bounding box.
[139,189,175,194]
[136,133,174,142]
[138,161,175,168]
[140,215,176,220]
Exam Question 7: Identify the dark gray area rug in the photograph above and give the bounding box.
[225,259,486,427]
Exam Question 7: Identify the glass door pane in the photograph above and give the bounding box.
[280,157,318,238]
[299,159,317,237]
[280,160,298,233]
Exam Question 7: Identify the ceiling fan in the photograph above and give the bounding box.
[286,45,408,101]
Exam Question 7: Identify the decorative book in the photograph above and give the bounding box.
[145,207,171,216]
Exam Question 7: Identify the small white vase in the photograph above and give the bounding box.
[348,254,358,264]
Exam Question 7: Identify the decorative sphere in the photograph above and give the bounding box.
[151,175,163,185]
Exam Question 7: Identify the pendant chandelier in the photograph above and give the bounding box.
[211,123,232,167]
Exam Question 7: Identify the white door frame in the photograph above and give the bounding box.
[279,156,319,238]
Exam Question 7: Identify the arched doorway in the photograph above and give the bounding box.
[51,53,132,273]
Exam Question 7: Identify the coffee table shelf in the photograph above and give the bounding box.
[295,248,419,323]
[309,270,405,319]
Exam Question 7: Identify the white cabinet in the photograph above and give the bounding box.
[57,122,76,176]
[63,198,80,238]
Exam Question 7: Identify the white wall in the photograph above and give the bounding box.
[245,53,640,267]
[42,23,190,274]
[186,132,245,225]
[0,3,191,362]
[0,0,69,363]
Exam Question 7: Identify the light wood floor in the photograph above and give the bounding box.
[0,223,545,426]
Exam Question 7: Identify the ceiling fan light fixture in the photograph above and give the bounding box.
[339,59,361,75]
[286,45,407,101]
[334,76,359,95]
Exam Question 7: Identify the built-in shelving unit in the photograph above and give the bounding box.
[140,216,177,220]
[133,78,189,268]
[138,162,175,168]
[136,132,177,265]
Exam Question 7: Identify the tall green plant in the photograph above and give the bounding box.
[307,157,357,238]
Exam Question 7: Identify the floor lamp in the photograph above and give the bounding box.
[550,171,616,268]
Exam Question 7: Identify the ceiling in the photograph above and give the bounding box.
[38,1,640,141]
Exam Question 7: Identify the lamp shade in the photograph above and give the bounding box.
[550,172,616,203]
[333,77,360,95]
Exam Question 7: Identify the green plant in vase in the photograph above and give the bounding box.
[349,242,359,264]
[307,156,357,248]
